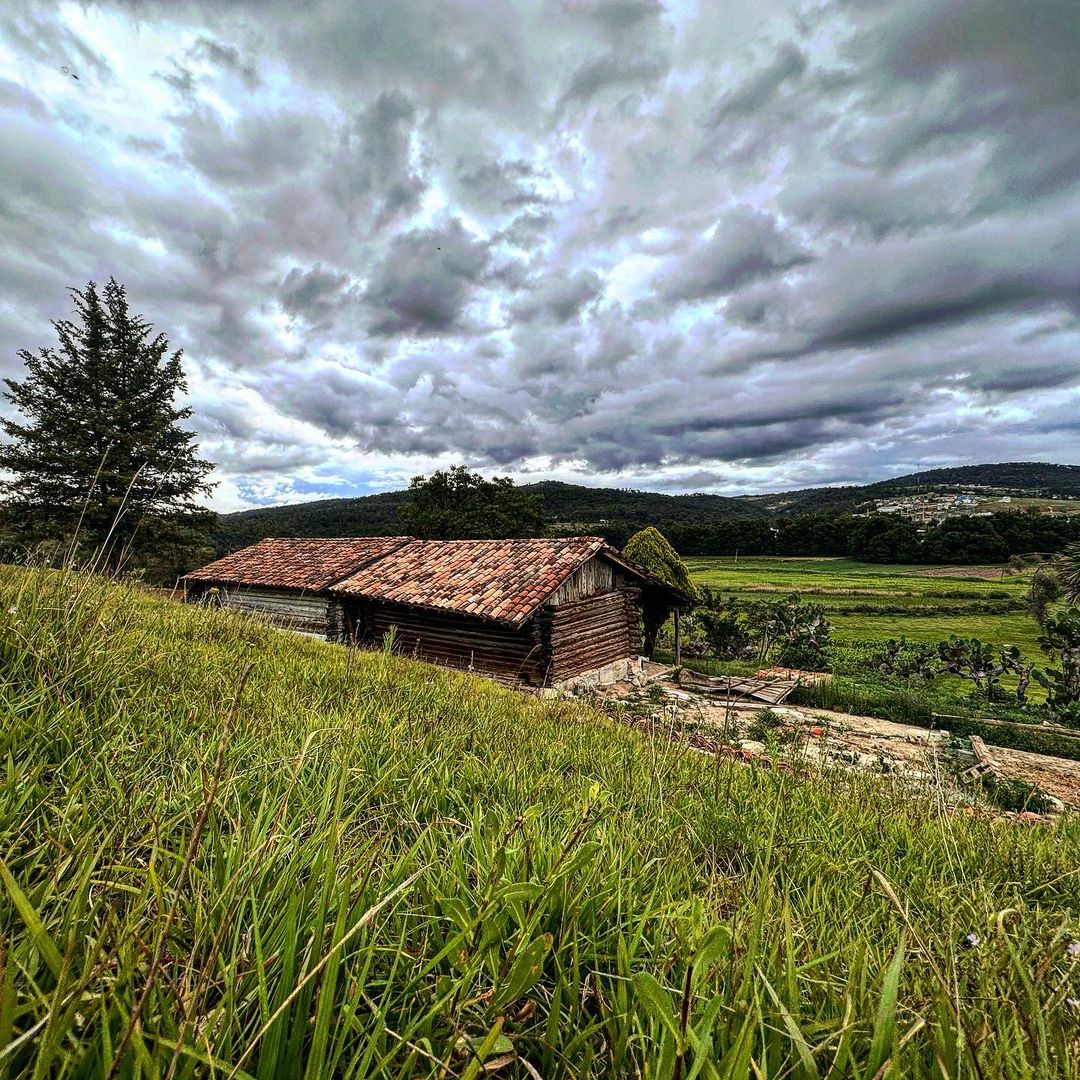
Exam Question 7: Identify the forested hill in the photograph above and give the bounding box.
[212,462,1080,555]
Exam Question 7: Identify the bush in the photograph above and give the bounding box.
[747,707,799,745]
[978,774,1057,814]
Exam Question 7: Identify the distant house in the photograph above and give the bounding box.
[181,537,411,638]
[183,535,690,688]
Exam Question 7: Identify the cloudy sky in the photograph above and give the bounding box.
[1,0,1078,511]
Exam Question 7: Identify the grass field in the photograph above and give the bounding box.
[676,556,1051,718]
[2,565,1080,1077]
[686,556,1034,643]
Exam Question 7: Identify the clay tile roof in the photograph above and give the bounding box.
[182,537,412,592]
[332,537,613,625]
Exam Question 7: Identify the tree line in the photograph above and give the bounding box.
[588,510,1080,564]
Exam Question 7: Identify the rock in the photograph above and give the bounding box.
[946,790,977,806]
[739,740,767,754]
[1016,811,1046,825]
[1044,794,1066,814]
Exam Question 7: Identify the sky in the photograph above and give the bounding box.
[1,0,1078,512]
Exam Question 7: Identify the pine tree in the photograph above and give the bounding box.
[0,279,215,576]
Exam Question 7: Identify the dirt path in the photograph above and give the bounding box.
[601,675,1080,809]
[914,565,1010,580]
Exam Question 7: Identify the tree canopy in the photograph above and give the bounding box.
[0,278,214,579]
[398,465,545,540]
[622,526,697,598]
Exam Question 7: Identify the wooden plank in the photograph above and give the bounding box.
[675,669,797,704]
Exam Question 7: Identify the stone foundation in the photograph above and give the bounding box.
[550,655,645,693]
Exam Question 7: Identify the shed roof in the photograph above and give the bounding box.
[332,536,689,625]
[182,536,411,591]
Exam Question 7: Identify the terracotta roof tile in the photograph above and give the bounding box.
[332,537,612,625]
[183,537,411,591]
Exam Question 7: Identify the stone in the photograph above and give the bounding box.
[598,662,622,686]
[739,740,766,754]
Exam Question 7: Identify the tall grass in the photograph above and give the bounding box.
[2,565,1079,1078]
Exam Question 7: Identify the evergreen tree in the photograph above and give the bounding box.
[0,279,215,576]
[399,465,545,539]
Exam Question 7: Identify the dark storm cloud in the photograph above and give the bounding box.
[659,207,810,302]
[457,158,550,209]
[705,42,806,124]
[511,270,605,323]
[178,107,318,184]
[842,0,1080,211]
[1,0,1078,508]
[280,265,352,325]
[558,51,669,109]
[189,35,259,88]
[363,220,491,336]
[586,1,666,32]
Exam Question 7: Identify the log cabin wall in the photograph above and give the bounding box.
[538,587,642,684]
[545,556,632,606]
[185,583,336,638]
[362,600,548,686]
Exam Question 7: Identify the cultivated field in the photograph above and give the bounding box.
[660,555,1063,725]
[3,565,1080,1077]
[686,556,1036,651]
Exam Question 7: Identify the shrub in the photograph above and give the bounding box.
[978,774,1057,814]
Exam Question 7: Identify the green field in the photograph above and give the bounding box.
[3,565,1080,1077]
[686,556,1040,653]
[678,556,1052,715]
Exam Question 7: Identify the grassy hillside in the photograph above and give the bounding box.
[3,567,1080,1077]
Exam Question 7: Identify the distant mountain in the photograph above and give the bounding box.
[212,462,1080,555]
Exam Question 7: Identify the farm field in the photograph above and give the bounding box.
[686,556,1040,654]
[3,564,1080,1077]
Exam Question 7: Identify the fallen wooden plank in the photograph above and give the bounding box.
[674,669,797,704]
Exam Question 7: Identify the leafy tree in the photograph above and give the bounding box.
[937,637,1002,696]
[0,279,214,577]
[1056,543,1080,604]
[622,526,697,597]
[399,465,545,540]
[623,526,697,658]
[760,594,831,670]
[934,637,1034,702]
[694,590,751,660]
[1035,609,1080,722]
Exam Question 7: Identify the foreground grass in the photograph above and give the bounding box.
[2,567,1080,1078]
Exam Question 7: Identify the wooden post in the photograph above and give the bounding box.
[674,608,681,667]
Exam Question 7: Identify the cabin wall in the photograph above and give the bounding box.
[185,582,335,638]
[545,556,632,607]
[361,601,547,686]
[539,587,642,684]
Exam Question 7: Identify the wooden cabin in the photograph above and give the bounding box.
[181,536,410,638]
[331,537,690,688]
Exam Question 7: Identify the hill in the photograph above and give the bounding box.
[213,462,1080,554]
[3,563,1078,1076]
